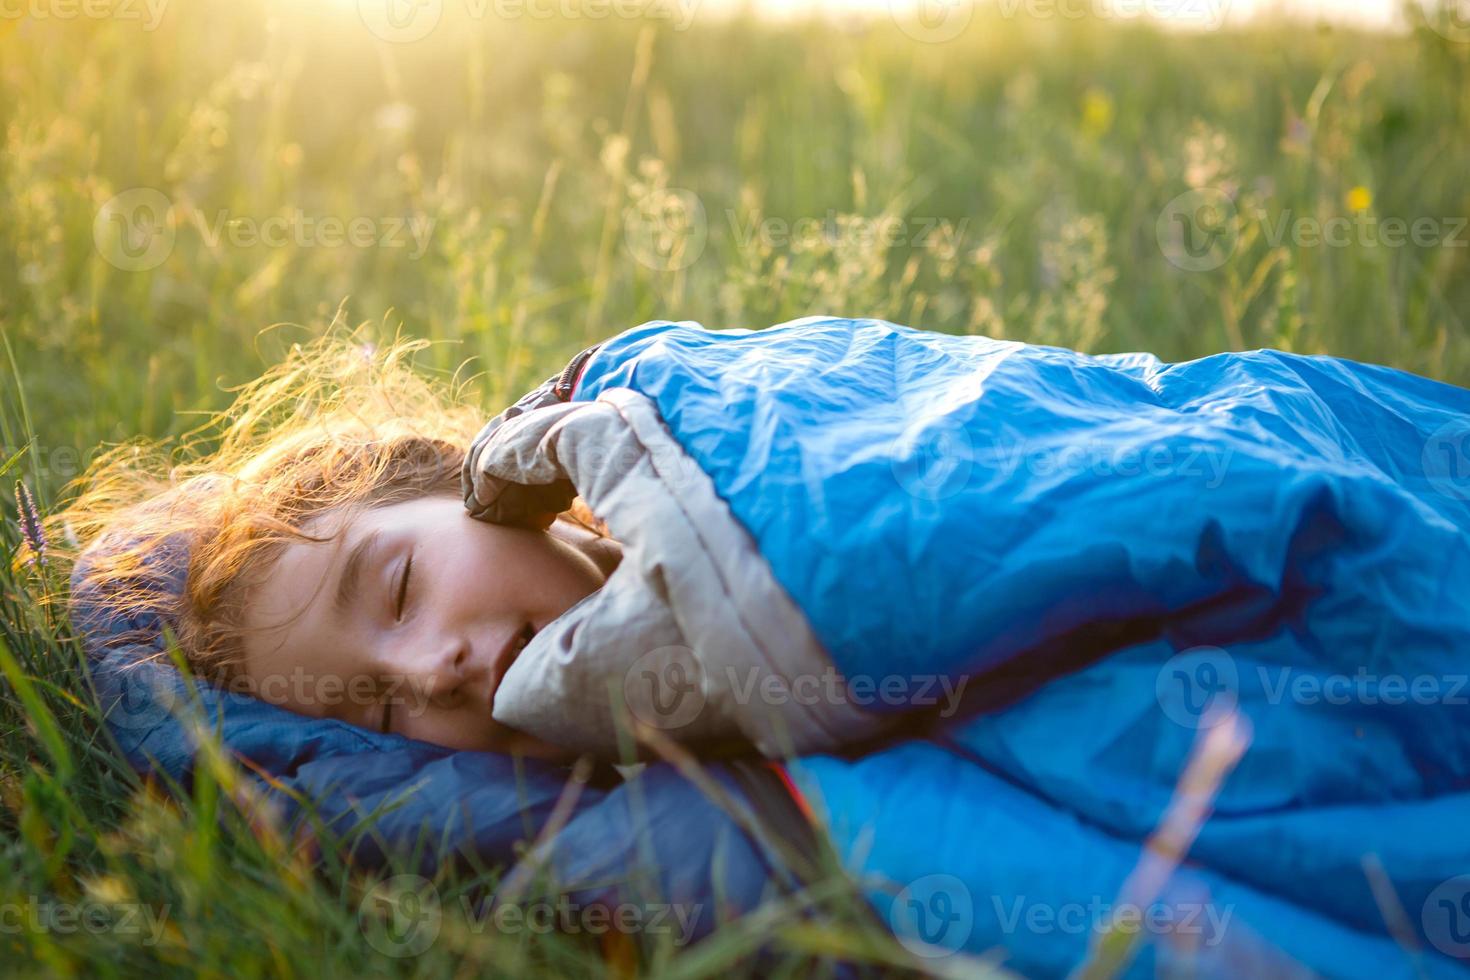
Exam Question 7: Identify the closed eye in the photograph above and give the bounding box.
[395,553,414,620]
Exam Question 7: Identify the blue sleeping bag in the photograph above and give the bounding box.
[74,316,1470,977]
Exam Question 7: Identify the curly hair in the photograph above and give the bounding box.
[34,326,605,685]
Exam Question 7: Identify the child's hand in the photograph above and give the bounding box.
[462,343,607,530]
[462,391,581,530]
[463,379,690,536]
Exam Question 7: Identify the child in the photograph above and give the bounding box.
[51,332,619,758]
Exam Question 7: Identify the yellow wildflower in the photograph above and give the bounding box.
[1081,88,1116,140]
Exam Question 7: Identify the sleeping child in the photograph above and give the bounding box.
[53,315,1470,762]
[48,316,1470,975]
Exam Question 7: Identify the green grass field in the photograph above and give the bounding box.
[2,1,1468,974]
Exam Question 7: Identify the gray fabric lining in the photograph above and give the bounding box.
[479,387,888,758]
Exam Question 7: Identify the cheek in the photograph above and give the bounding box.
[458,528,606,612]
[396,702,518,752]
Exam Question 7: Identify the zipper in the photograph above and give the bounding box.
[553,343,603,401]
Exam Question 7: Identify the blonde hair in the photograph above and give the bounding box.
[36,326,603,684]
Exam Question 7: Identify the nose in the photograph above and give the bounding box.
[403,635,484,708]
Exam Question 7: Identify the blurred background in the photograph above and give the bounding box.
[3,0,1469,511]
[1,1,1469,973]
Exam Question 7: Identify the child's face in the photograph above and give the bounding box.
[235,495,611,758]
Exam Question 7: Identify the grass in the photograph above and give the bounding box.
[1,0,1467,974]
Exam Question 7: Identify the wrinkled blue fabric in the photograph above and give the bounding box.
[574,315,1470,977]
[575,316,1470,687]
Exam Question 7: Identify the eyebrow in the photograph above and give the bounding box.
[332,527,384,624]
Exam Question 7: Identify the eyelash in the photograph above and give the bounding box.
[379,551,415,734]
[394,552,414,620]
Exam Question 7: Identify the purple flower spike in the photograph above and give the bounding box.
[13,480,47,570]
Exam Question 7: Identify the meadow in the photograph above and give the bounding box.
[1,0,1468,974]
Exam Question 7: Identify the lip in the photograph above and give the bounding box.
[487,622,535,714]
